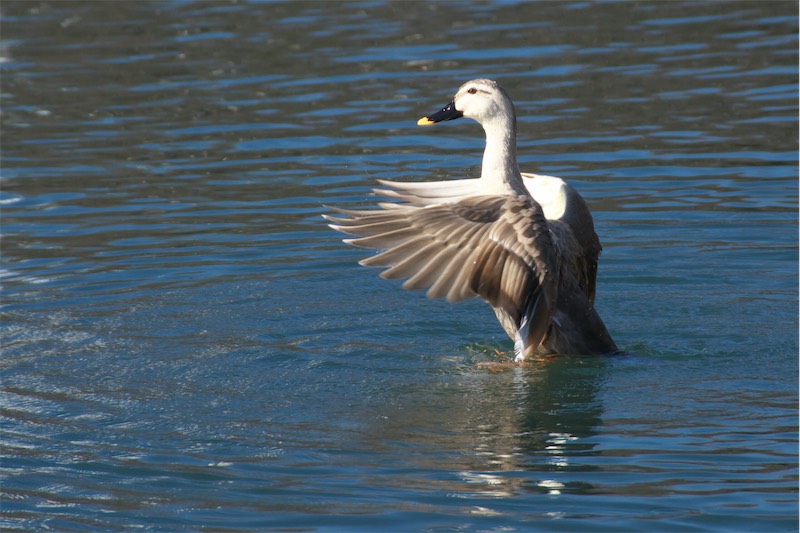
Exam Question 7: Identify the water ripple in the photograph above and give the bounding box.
[1,1,797,531]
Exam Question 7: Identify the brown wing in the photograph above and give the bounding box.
[325,195,559,350]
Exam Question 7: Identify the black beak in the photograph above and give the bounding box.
[417,101,463,126]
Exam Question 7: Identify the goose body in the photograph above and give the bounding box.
[326,79,616,361]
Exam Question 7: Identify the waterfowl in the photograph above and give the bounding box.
[326,79,616,361]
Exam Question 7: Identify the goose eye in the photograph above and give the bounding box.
[467,87,477,94]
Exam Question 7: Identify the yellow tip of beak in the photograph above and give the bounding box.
[417,116,435,126]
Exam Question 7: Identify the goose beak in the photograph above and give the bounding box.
[417,101,463,126]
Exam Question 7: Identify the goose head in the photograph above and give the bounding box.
[417,78,516,130]
[417,78,524,193]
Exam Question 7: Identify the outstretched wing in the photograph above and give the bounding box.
[324,194,559,350]
[371,178,481,206]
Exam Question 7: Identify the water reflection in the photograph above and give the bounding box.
[2,0,796,530]
[365,357,606,499]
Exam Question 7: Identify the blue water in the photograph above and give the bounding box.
[2,1,797,531]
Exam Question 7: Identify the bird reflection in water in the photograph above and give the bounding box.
[361,355,607,505]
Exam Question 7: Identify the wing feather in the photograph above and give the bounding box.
[325,192,560,355]
[381,240,446,280]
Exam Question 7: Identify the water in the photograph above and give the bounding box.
[2,1,797,531]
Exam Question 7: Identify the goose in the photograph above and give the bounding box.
[325,78,617,362]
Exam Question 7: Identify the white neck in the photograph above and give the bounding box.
[477,115,527,196]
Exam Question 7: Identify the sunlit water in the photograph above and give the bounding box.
[2,2,797,531]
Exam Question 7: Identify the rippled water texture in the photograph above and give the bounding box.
[2,1,798,531]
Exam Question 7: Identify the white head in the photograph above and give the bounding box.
[418,78,516,130]
[417,78,524,192]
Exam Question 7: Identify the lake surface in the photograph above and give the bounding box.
[2,1,797,531]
